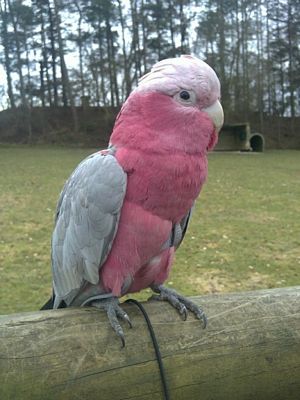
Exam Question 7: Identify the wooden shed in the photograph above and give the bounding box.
[215,123,265,152]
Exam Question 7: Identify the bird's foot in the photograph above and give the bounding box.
[90,297,132,347]
[150,284,207,328]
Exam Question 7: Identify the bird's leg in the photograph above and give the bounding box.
[90,297,132,347]
[150,284,207,328]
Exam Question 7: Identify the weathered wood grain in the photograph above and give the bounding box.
[1,287,300,400]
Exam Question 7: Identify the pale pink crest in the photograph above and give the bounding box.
[136,55,221,109]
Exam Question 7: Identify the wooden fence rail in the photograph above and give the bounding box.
[1,286,300,400]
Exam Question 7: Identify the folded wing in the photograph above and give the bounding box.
[51,151,127,307]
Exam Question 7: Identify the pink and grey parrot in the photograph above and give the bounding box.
[42,55,224,345]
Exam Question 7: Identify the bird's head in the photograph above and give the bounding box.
[112,55,224,153]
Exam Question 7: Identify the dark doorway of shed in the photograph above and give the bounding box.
[250,135,264,152]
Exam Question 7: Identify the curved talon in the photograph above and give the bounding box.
[179,304,188,321]
[150,284,207,328]
[192,307,207,328]
[201,314,207,329]
[106,308,126,346]
[91,297,131,347]
[123,313,133,329]
[120,335,125,348]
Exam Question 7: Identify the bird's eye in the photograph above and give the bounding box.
[174,89,196,106]
[179,91,190,100]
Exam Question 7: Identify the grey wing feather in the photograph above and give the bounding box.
[161,207,193,251]
[173,207,193,248]
[51,151,127,306]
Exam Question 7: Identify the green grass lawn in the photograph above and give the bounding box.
[1,146,300,315]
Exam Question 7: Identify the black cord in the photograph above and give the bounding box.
[125,298,170,400]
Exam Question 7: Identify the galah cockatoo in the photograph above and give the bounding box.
[43,55,224,345]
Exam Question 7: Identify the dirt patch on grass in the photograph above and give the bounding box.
[189,269,273,294]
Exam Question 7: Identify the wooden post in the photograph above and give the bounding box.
[1,287,300,400]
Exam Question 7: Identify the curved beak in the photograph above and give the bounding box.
[203,100,224,133]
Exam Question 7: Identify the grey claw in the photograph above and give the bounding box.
[150,284,208,328]
[194,308,207,328]
[201,314,207,329]
[90,297,131,345]
[123,313,133,329]
[179,304,188,321]
[120,334,125,348]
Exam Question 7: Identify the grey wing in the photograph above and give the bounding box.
[173,208,193,249]
[51,151,127,307]
[161,207,193,251]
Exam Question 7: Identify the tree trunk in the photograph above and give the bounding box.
[40,6,52,107]
[234,0,241,115]
[286,0,295,134]
[130,0,142,85]
[7,0,26,106]
[140,0,148,73]
[24,33,32,107]
[217,0,228,111]
[0,0,16,108]
[105,16,115,107]
[47,0,58,107]
[179,0,188,54]
[97,23,107,106]
[167,0,176,57]
[74,0,85,99]
[39,61,45,107]
[53,0,79,133]
[275,4,285,117]
[265,1,272,115]
[117,0,131,99]
[241,0,249,120]
[255,1,264,132]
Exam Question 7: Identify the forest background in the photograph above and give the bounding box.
[0,0,299,148]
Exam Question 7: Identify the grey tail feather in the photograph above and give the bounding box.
[40,291,66,310]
